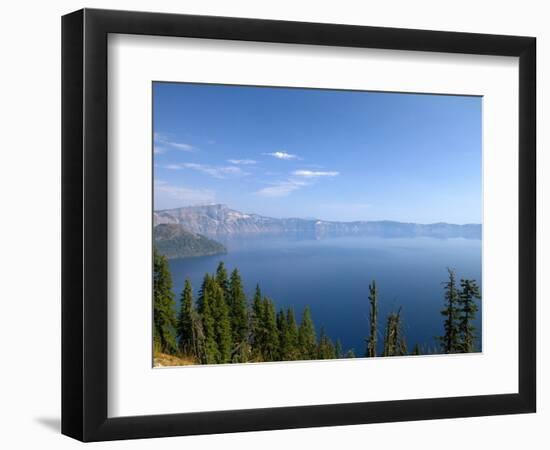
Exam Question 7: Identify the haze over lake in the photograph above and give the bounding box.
[168,235,482,355]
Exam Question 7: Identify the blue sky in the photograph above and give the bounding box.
[153,82,481,224]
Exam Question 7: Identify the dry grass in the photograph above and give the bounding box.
[153,352,197,367]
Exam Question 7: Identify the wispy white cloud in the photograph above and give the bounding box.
[256,179,308,197]
[159,164,183,170]
[256,168,340,197]
[154,181,215,204]
[153,146,166,154]
[228,159,257,165]
[158,162,249,179]
[168,142,194,151]
[154,132,195,152]
[292,170,339,178]
[264,151,299,160]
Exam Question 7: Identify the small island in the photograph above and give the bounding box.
[154,223,226,259]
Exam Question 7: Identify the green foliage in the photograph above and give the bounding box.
[177,278,194,354]
[211,282,232,363]
[228,268,249,362]
[365,280,378,357]
[317,327,336,359]
[282,308,301,360]
[335,339,343,359]
[196,273,212,314]
[153,247,177,354]
[250,284,264,361]
[177,278,205,361]
[215,261,230,298]
[382,308,407,357]
[439,268,461,353]
[195,273,231,364]
[154,224,226,259]
[200,284,220,364]
[458,278,481,353]
[411,343,421,356]
[276,309,287,360]
[298,306,317,359]
[261,297,280,361]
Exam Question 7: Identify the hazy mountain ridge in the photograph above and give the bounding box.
[153,204,481,239]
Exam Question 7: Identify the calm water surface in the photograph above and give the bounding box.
[168,236,482,356]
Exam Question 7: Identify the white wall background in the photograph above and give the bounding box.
[0,0,546,448]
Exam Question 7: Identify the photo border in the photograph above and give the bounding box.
[62,8,536,441]
[151,79,485,366]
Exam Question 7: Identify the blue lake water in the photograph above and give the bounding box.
[168,235,482,356]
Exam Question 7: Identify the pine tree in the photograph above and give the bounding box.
[411,343,421,356]
[345,349,356,358]
[250,284,264,361]
[262,297,279,361]
[215,261,230,299]
[383,312,396,357]
[317,327,336,359]
[189,311,206,363]
[399,333,407,356]
[285,308,300,360]
[458,278,481,353]
[366,280,378,357]
[200,285,219,364]
[153,247,177,354]
[195,273,231,364]
[228,268,249,362]
[196,273,212,314]
[298,306,317,360]
[276,309,287,360]
[383,308,407,357]
[278,307,302,361]
[335,339,343,359]
[177,278,195,355]
[439,268,461,353]
[211,282,232,363]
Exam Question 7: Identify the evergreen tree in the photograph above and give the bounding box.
[399,333,407,356]
[250,284,264,361]
[195,273,230,364]
[153,247,177,354]
[335,339,343,359]
[196,273,213,314]
[211,282,232,363]
[439,268,461,353]
[276,309,287,360]
[366,280,378,357]
[298,306,317,360]
[458,278,481,353]
[188,311,206,363]
[345,349,356,358]
[383,308,407,357]
[262,297,280,361]
[317,327,336,359]
[215,261,230,299]
[411,343,421,356]
[177,278,195,355]
[200,285,219,364]
[284,308,300,360]
[228,268,249,362]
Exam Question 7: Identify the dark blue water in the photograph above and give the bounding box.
[168,236,482,356]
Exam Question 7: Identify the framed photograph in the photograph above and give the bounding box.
[62,8,536,442]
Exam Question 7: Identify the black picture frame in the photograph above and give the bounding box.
[62,8,536,442]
